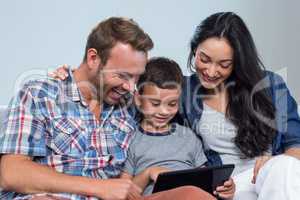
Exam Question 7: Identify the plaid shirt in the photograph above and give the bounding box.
[0,69,136,200]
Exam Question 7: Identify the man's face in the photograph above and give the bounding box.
[96,43,147,105]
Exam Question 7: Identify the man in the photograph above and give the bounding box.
[0,17,214,200]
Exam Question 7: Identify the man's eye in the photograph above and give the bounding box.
[118,73,126,79]
[117,73,131,81]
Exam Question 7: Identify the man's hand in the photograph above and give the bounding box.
[96,179,142,200]
[48,64,69,80]
[252,155,272,184]
[214,178,235,200]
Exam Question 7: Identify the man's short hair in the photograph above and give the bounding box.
[83,17,154,65]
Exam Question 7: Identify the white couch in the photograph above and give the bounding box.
[0,106,5,192]
[0,106,5,133]
[0,106,5,141]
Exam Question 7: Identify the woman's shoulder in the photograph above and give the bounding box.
[264,70,285,82]
[183,74,200,86]
[264,70,289,90]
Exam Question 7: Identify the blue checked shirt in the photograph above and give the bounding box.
[0,69,136,200]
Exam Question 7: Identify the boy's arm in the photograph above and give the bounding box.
[131,167,171,192]
[119,170,151,192]
[131,169,151,192]
[121,167,171,193]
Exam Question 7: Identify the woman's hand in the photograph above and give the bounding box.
[252,155,272,184]
[214,178,235,199]
[48,64,70,80]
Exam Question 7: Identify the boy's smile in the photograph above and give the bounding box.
[135,84,181,132]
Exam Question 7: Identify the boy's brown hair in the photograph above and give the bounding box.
[137,57,183,94]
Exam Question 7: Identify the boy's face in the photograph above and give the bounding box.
[135,84,181,129]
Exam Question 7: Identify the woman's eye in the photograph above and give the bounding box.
[220,63,232,68]
[200,58,210,64]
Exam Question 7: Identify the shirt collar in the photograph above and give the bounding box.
[64,67,88,107]
[64,67,129,112]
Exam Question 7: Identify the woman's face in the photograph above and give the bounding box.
[194,37,234,90]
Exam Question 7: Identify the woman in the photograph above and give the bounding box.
[178,12,300,200]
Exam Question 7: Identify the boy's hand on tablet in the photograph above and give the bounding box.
[214,178,235,200]
[148,167,170,182]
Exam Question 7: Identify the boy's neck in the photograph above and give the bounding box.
[140,120,171,134]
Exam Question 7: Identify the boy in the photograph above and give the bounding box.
[121,57,235,199]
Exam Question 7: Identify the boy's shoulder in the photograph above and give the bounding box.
[174,122,193,131]
[173,123,198,138]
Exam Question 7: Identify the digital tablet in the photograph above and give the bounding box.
[152,164,234,194]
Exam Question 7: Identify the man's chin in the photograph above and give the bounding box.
[104,96,121,105]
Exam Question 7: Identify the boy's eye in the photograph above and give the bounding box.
[152,103,160,107]
[169,102,178,107]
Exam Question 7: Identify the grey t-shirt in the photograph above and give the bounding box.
[124,123,207,195]
[197,103,257,176]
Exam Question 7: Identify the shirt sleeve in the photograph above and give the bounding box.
[123,146,136,175]
[271,72,300,151]
[0,83,47,156]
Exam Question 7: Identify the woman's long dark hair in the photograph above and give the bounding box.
[188,12,276,158]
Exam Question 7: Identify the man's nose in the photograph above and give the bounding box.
[122,78,136,93]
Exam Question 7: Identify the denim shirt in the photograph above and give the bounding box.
[176,71,300,166]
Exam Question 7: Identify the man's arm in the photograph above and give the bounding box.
[0,154,142,199]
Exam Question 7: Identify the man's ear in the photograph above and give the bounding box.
[86,48,102,70]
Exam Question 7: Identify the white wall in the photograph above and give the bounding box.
[0,0,299,105]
